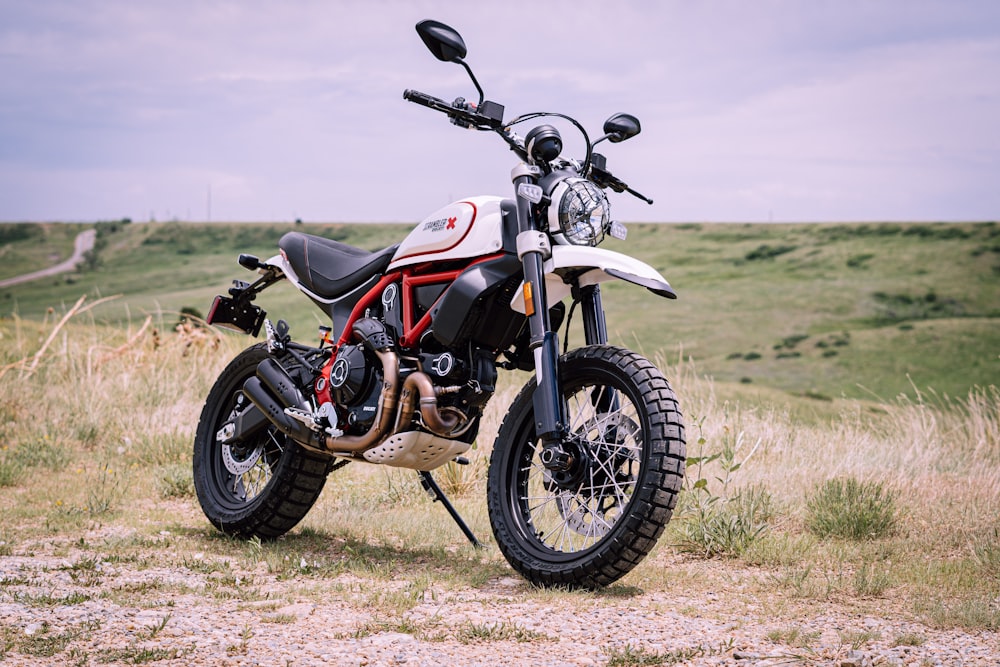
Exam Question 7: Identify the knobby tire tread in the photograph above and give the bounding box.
[487,345,685,589]
[193,343,332,540]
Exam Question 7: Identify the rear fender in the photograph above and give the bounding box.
[510,245,676,314]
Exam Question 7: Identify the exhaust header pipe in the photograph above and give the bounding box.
[242,317,469,457]
[242,318,399,455]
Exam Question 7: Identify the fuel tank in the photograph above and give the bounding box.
[388,196,510,270]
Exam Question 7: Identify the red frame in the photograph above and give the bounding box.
[334,251,507,350]
[317,252,507,407]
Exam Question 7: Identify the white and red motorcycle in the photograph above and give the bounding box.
[194,19,685,588]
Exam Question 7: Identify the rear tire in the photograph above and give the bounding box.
[487,345,685,588]
[193,343,331,539]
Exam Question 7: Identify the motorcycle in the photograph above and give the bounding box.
[193,19,685,589]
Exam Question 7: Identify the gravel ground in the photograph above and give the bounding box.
[1,522,997,667]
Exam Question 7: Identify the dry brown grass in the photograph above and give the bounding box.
[1,312,998,637]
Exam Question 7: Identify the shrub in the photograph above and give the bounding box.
[774,334,809,350]
[177,306,205,328]
[744,244,797,261]
[805,477,898,540]
[676,423,771,558]
[870,290,964,322]
[0,223,42,244]
[846,253,875,268]
[0,439,71,487]
[158,463,195,498]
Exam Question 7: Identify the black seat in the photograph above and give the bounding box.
[278,232,399,299]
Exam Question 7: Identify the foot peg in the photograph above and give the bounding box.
[285,406,344,438]
[284,406,322,432]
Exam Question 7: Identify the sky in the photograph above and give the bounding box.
[1,0,998,224]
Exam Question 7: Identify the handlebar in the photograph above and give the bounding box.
[402,89,450,112]
[403,89,651,204]
[590,160,654,205]
[403,89,501,130]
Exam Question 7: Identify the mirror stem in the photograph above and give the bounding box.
[458,59,485,107]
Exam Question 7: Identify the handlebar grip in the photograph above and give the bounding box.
[403,89,446,110]
[403,89,495,129]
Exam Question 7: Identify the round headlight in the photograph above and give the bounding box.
[548,179,610,246]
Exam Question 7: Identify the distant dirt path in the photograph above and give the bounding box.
[0,228,97,288]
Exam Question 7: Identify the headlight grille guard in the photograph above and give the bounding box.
[546,178,611,247]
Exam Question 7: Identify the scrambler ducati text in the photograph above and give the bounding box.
[194,20,685,588]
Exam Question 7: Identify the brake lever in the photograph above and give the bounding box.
[626,187,653,205]
[590,154,653,205]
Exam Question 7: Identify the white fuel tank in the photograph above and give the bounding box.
[388,196,507,270]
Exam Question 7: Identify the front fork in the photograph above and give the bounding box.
[513,166,609,474]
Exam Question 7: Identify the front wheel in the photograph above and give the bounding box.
[487,345,685,589]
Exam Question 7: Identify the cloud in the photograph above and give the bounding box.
[0,0,998,223]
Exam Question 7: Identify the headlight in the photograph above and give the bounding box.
[547,179,610,246]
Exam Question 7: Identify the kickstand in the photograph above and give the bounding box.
[418,471,483,549]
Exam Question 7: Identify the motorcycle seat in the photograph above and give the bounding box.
[279,232,400,299]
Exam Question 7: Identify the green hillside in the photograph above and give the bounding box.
[2,220,997,401]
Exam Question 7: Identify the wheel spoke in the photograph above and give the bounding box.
[488,345,685,587]
[525,493,560,514]
[515,376,652,552]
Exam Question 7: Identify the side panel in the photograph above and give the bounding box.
[431,254,524,349]
[389,196,508,270]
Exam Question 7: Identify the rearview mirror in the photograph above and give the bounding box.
[602,113,641,143]
[416,19,468,62]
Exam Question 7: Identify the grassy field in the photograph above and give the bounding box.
[2,220,997,401]
[0,317,997,659]
[1,220,998,662]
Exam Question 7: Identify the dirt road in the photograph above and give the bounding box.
[0,228,97,288]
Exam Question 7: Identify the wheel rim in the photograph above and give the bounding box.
[515,378,645,556]
[209,391,285,510]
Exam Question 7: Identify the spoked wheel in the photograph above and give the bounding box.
[545,410,642,543]
[193,343,332,539]
[487,345,685,589]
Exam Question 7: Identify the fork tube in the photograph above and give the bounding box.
[579,283,619,413]
[579,284,608,346]
[513,165,565,447]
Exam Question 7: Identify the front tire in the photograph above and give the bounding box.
[193,343,331,539]
[487,345,685,588]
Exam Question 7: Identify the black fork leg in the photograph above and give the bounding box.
[579,284,609,346]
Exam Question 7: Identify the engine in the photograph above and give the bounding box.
[327,342,382,433]
[315,311,499,441]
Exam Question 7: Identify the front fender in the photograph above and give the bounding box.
[510,245,676,314]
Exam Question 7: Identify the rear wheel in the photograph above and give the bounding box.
[193,343,331,538]
[487,345,685,588]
